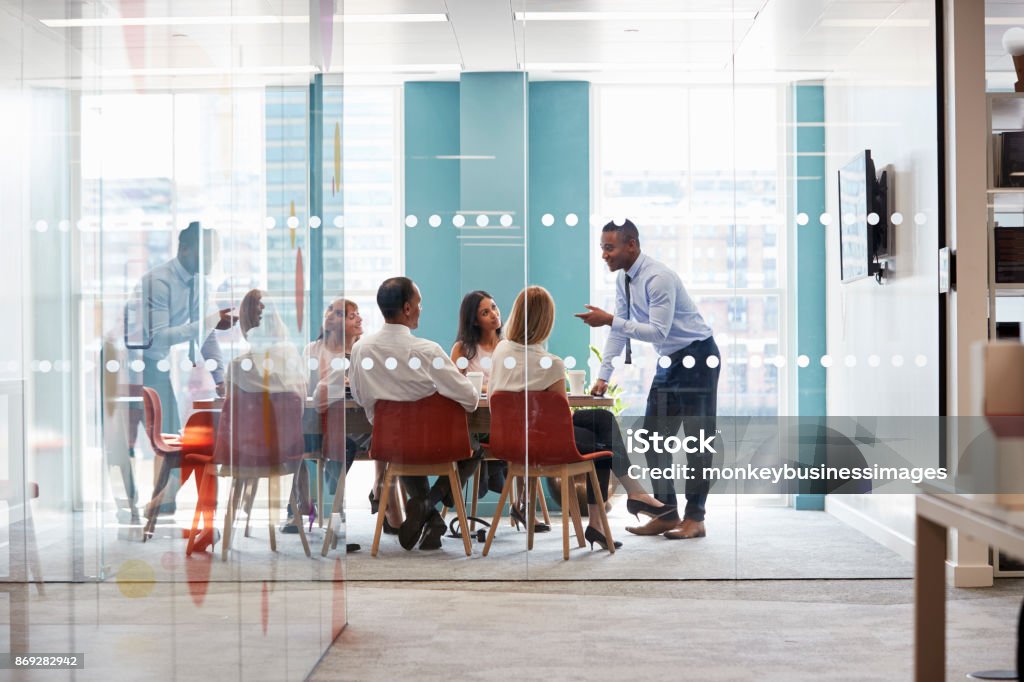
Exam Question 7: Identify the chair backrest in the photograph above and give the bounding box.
[489,391,584,467]
[141,386,177,454]
[180,411,217,461]
[213,388,305,470]
[369,393,471,465]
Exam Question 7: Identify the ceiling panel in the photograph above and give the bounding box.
[2,0,959,88]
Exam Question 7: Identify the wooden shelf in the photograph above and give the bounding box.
[988,95,1024,335]
[993,283,1024,294]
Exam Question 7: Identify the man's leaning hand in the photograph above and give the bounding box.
[574,305,613,328]
[590,379,608,397]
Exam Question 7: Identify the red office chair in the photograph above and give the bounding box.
[483,391,615,560]
[368,393,474,557]
[186,388,309,560]
[141,387,183,541]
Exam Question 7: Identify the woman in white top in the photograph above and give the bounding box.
[309,298,402,534]
[305,298,360,502]
[489,286,628,550]
[306,297,361,385]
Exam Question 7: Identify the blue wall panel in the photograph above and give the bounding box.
[528,81,591,373]
[458,73,528,330]
[404,82,461,346]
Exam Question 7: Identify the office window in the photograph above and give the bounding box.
[265,85,400,330]
[593,85,787,417]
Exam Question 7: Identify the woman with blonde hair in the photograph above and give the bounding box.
[489,286,633,550]
[310,297,402,535]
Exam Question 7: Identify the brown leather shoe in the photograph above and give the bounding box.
[664,519,706,539]
[625,515,680,536]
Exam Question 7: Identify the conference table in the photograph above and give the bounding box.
[193,394,614,432]
[189,392,616,546]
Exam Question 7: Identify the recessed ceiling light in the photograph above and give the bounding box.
[819,19,930,28]
[525,62,724,72]
[40,13,447,28]
[514,11,757,21]
[95,63,461,77]
[341,14,447,23]
[624,28,640,33]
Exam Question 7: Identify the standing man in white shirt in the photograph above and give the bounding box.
[577,219,720,540]
[349,276,480,551]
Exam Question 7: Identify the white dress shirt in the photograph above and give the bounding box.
[348,323,479,423]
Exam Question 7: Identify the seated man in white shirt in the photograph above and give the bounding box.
[349,277,480,551]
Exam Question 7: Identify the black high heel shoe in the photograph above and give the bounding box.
[369,489,379,514]
[585,526,622,551]
[510,505,550,533]
[382,517,400,535]
[625,499,676,522]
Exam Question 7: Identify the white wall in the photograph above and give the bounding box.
[823,0,940,545]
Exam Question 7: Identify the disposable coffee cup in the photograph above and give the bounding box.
[567,370,586,395]
[467,371,484,395]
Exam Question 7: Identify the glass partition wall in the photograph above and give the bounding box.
[1,1,346,676]
[0,0,945,674]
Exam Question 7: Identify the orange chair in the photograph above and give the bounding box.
[141,387,183,540]
[212,388,310,560]
[369,393,474,557]
[483,391,614,560]
[182,388,309,559]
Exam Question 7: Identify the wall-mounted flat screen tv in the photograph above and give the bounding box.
[838,149,889,283]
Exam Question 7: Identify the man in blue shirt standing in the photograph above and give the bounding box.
[577,219,720,540]
[127,221,235,515]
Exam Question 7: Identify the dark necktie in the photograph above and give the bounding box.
[188,277,197,366]
[624,273,632,365]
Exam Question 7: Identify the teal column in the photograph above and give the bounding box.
[458,73,528,328]
[404,82,462,346]
[308,74,324,342]
[793,82,827,511]
[528,81,590,372]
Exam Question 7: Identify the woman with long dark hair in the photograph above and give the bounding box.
[450,290,502,389]
[450,290,509,504]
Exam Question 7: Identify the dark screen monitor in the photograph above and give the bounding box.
[838,150,889,283]
[997,322,1021,340]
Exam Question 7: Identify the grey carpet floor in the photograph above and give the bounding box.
[313,579,1024,681]
[340,502,912,581]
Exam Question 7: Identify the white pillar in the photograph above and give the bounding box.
[943,0,994,588]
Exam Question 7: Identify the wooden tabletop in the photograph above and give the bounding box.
[193,393,612,435]
[193,394,613,411]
